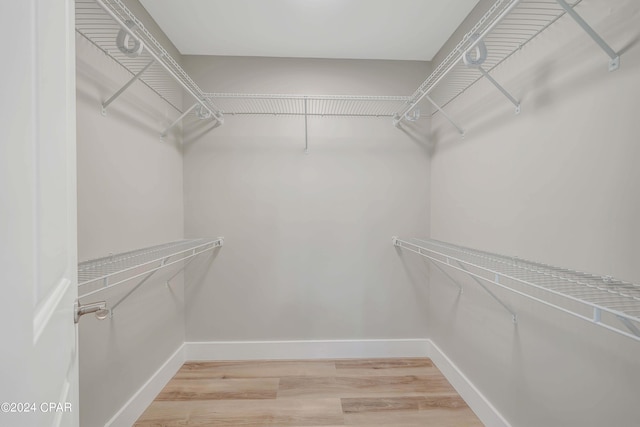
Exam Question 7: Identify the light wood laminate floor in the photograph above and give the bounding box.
[134,358,484,426]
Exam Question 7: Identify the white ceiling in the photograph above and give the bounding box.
[139,0,480,61]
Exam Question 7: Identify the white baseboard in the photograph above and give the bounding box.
[185,338,431,361]
[428,340,511,427]
[105,344,185,427]
[106,339,509,427]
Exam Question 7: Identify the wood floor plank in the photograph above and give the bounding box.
[344,407,484,426]
[335,358,433,369]
[175,360,337,379]
[278,374,457,398]
[156,378,279,401]
[135,398,344,426]
[334,358,437,377]
[419,394,470,410]
[341,396,424,413]
[136,358,484,426]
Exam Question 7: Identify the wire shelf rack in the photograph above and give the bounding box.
[395,0,618,125]
[78,238,223,300]
[75,0,223,122]
[205,93,412,118]
[393,237,640,342]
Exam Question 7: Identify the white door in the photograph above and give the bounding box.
[0,1,79,426]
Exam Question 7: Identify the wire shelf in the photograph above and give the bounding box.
[393,237,640,342]
[75,0,223,121]
[205,93,411,118]
[396,0,585,120]
[78,238,223,299]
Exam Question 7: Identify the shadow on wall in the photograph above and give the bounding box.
[396,119,434,155]
[392,248,431,334]
[182,117,224,147]
[184,248,222,292]
[394,246,431,292]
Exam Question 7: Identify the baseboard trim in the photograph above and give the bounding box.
[105,343,185,427]
[185,339,431,361]
[105,339,509,427]
[428,340,511,427]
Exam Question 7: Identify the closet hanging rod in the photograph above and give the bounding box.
[393,237,640,343]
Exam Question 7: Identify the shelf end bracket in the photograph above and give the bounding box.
[555,0,620,71]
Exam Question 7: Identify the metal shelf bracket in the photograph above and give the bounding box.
[477,66,520,114]
[555,0,620,71]
[161,103,198,138]
[617,315,640,338]
[430,261,464,295]
[109,256,171,316]
[425,95,465,136]
[455,260,518,323]
[304,97,309,154]
[101,59,155,115]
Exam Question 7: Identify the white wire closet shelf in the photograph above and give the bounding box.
[77,238,223,317]
[205,93,411,118]
[393,237,640,343]
[75,0,223,126]
[394,0,619,129]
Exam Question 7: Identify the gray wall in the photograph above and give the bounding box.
[182,56,432,342]
[76,1,186,425]
[426,0,640,425]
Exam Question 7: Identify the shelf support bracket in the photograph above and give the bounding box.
[165,254,199,287]
[455,261,518,323]
[161,103,198,138]
[429,260,463,294]
[304,97,309,154]
[555,0,620,71]
[101,59,155,115]
[109,257,170,315]
[477,66,521,114]
[616,315,640,338]
[425,95,465,136]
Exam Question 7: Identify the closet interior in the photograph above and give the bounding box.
[72,0,640,426]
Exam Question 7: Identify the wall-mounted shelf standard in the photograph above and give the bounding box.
[75,0,224,134]
[394,0,620,131]
[393,237,640,342]
[76,238,223,322]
